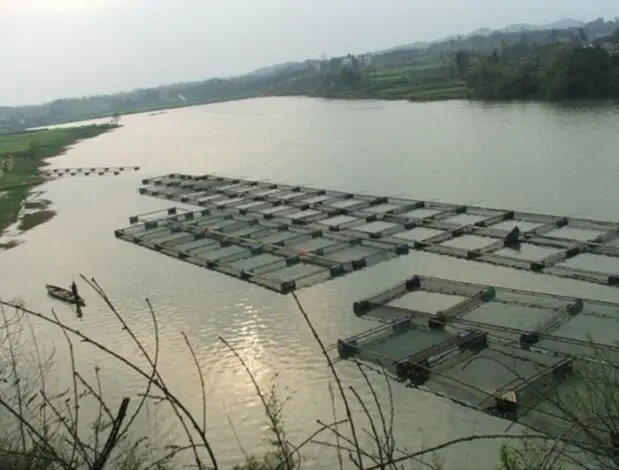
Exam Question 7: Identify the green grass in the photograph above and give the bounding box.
[324,58,468,102]
[0,185,31,234]
[0,124,118,236]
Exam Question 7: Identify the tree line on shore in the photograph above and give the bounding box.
[457,29,619,100]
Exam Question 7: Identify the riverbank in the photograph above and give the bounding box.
[0,124,119,243]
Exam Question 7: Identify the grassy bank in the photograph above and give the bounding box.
[0,124,118,237]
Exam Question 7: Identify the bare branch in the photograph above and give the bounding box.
[291,291,364,468]
[219,336,293,470]
[182,331,207,435]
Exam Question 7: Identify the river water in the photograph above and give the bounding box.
[2,97,619,469]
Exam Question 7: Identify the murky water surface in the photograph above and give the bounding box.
[3,98,619,469]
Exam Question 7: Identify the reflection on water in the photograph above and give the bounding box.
[3,98,619,468]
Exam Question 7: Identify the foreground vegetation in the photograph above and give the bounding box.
[1,18,618,131]
[0,277,618,469]
[0,124,118,238]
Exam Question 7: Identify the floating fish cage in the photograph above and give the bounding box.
[114,207,409,293]
[335,320,611,446]
[352,275,619,358]
[42,166,140,178]
[137,173,619,288]
[337,319,572,413]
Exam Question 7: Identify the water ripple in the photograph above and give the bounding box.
[4,98,619,468]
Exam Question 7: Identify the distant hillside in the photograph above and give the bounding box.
[388,18,587,52]
[247,62,306,78]
[497,18,585,33]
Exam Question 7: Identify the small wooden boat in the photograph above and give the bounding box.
[45,284,86,306]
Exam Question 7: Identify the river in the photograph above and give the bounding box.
[2,97,619,469]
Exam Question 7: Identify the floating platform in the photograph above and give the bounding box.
[137,173,619,288]
[43,166,140,178]
[352,275,619,358]
[337,319,572,413]
[114,207,409,293]
[336,320,603,446]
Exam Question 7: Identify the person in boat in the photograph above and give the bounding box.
[70,281,84,318]
[70,281,78,299]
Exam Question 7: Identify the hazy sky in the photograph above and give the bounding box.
[0,0,616,106]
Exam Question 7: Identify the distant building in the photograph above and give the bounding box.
[341,56,354,67]
[601,42,619,55]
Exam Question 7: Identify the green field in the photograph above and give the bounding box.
[325,58,469,101]
[0,124,117,238]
